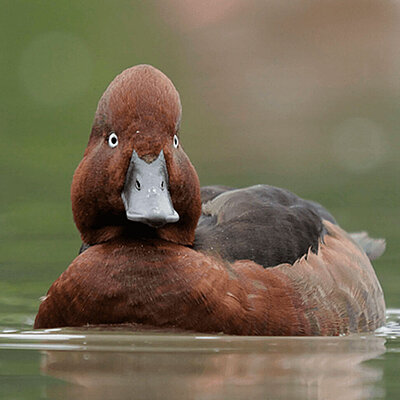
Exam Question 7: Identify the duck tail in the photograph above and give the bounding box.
[349,232,386,261]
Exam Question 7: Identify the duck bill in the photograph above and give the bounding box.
[121,149,179,228]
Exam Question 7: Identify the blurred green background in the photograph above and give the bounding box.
[0,0,399,331]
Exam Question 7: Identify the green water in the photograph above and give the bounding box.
[0,313,399,400]
[1,1,399,399]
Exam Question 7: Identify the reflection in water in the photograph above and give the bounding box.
[40,335,385,400]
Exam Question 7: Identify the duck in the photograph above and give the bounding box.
[34,65,386,335]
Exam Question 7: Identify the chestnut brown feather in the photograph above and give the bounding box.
[35,221,384,335]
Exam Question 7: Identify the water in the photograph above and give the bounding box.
[0,310,398,400]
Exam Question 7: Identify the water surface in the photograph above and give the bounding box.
[0,310,398,400]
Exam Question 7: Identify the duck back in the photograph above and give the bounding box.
[195,185,337,267]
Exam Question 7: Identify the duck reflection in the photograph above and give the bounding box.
[40,335,385,400]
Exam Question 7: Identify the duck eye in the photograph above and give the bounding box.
[108,132,118,148]
[173,134,179,148]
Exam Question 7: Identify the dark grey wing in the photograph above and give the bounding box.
[303,199,336,225]
[194,185,336,268]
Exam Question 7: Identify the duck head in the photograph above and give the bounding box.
[71,65,201,246]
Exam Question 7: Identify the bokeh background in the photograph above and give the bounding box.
[0,0,399,331]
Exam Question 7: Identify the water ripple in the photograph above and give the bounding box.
[375,308,400,340]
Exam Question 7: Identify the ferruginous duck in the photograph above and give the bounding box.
[34,65,386,335]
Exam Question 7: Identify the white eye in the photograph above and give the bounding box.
[108,132,118,148]
[173,134,179,148]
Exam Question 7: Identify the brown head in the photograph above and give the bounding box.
[71,65,201,245]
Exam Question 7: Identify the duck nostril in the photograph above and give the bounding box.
[160,181,165,191]
[135,180,141,191]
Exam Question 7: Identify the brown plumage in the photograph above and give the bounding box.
[34,65,385,335]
